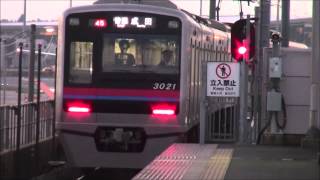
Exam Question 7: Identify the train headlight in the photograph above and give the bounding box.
[168,20,179,29]
[69,18,80,26]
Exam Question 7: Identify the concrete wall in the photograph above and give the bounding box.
[262,48,313,134]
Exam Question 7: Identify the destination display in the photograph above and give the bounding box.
[113,16,155,28]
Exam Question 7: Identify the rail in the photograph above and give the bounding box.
[0,100,55,155]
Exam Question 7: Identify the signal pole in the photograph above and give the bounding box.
[23,0,26,31]
[307,0,320,136]
[259,0,271,49]
[281,0,290,47]
[209,0,216,20]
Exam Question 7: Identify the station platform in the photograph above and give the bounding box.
[133,143,319,180]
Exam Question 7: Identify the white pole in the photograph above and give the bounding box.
[200,0,202,16]
[23,0,26,30]
[276,0,280,31]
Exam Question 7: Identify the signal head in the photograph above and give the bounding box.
[231,19,255,62]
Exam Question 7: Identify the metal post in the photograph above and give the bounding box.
[281,0,290,47]
[0,39,3,105]
[259,0,271,49]
[209,0,216,20]
[200,62,207,144]
[53,48,57,138]
[36,44,41,145]
[239,15,250,144]
[28,24,36,102]
[239,62,248,144]
[276,0,280,31]
[70,0,72,8]
[254,6,261,143]
[308,0,320,133]
[246,15,251,60]
[23,0,26,30]
[1,40,7,105]
[258,0,271,141]
[200,0,203,16]
[17,43,23,151]
[2,48,6,105]
[52,48,57,159]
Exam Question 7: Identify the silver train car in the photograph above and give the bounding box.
[56,1,231,169]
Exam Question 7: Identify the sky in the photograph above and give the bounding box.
[0,0,313,23]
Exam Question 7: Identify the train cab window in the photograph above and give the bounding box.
[69,41,93,84]
[102,34,179,74]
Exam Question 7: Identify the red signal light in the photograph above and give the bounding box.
[238,46,247,55]
[94,19,107,28]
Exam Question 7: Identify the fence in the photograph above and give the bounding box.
[206,97,239,142]
[0,100,55,155]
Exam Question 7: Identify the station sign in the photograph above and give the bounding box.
[207,62,240,97]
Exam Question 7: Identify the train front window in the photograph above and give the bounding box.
[102,34,179,74]
[69,41,93,84]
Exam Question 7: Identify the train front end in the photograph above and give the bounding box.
[56,5,186,168]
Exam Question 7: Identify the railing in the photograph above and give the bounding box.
[206,97,239,142]
[0,100,55,154]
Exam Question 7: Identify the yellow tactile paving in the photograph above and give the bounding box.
[133,144,233,180]
[200,149,233,180]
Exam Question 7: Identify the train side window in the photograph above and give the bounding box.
[69,41,93,84]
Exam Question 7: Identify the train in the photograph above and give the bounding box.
[56,0,231,169]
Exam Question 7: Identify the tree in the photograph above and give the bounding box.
[17,14,25,22]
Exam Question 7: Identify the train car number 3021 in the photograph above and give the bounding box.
[153,83,177,90]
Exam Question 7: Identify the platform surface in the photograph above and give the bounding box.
[224,145,319,180]
[133,143,319,180]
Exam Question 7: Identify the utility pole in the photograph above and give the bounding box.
[257,0,270,143]
[259,0,271,49]
[200,0,202,16]
[23,0,27,31]
[281,0,290,47]
[209,0,216,20]
[276,0,280,31]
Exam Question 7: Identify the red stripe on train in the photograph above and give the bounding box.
[63,87,179,98]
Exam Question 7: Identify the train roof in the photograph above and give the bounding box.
[93,0,178,9]
[65,2,229,33]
